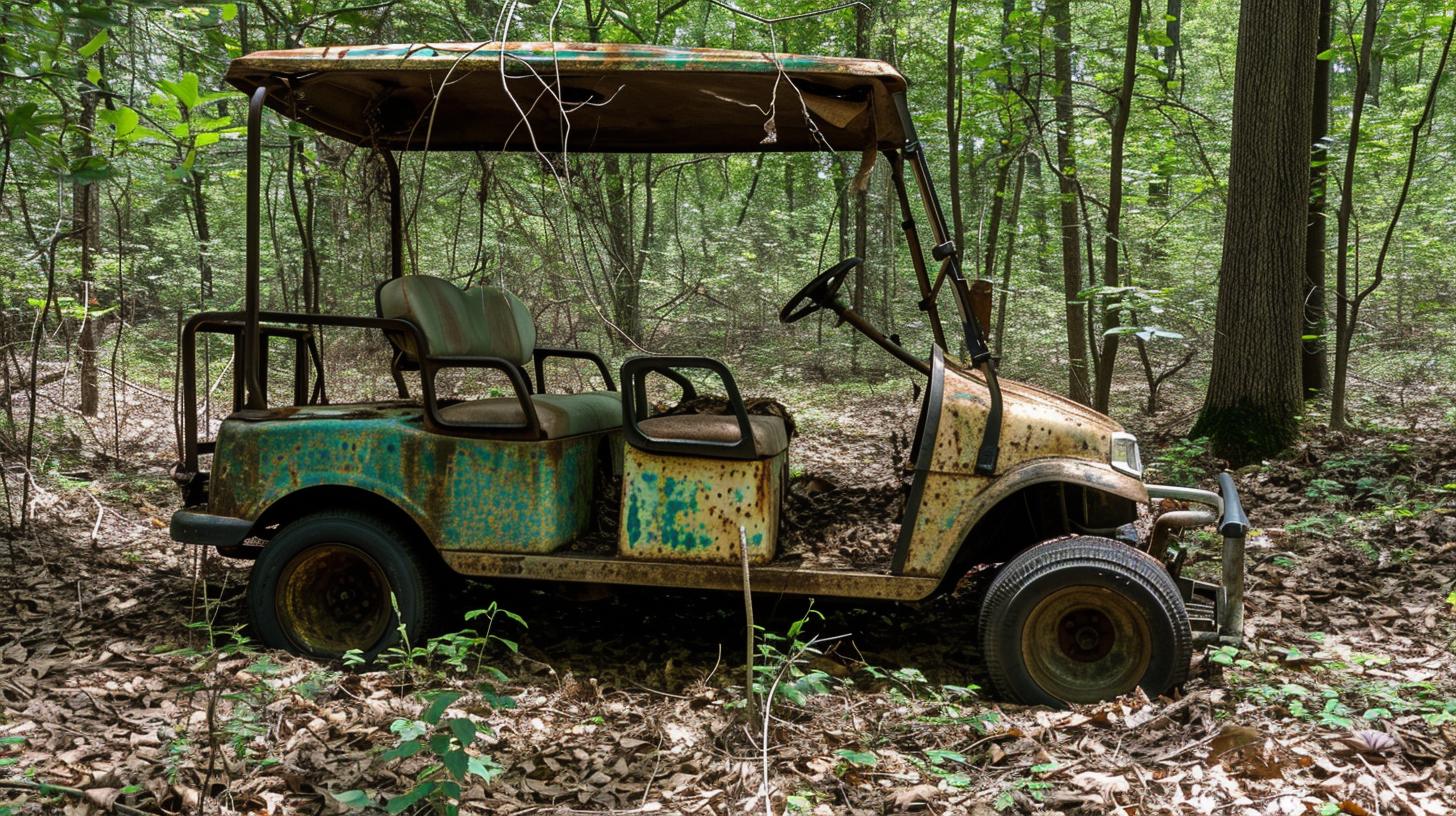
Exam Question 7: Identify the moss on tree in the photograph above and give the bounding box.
[1190,399,1299,467]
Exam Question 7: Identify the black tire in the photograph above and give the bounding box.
[246,510,440,661]
[978,536,1190,707]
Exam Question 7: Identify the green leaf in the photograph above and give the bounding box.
[421,691,463,725]
[448,717,477,745]
[332,790,374,809]
[66,155,116,184]
[77,30,109,58]
[378,739,424,762]
[1316,48,1335,61]
[99,106,140,139]
[220,3,239,21]
[835,748,877,768]
[385,782,436,814]
[159,72,202,109]
[86,65,101,84]
[442,748,469,781]
[193,131,221,148]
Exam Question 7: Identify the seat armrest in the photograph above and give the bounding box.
[533,347,615,393]
[620,356,756,460]
[421,354,542,439]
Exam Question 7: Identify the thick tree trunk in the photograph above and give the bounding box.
[1302,0,1331,397]
[946,0,964,254]
[1191,0,1318,465]
[1048,0,1089,404]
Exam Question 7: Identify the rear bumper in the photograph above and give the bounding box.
[1146,472,1249,647]
[170,509,252,550]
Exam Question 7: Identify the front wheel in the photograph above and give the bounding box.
[978,536,1190,706]
[246,511,440,660]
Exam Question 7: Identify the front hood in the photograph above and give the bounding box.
[933,359,1124,474]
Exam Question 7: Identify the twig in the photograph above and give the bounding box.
[0,779,154,816]
[740,524,757,729]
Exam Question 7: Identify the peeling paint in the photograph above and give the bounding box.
[209,403,602,553]
[618,447,784,565]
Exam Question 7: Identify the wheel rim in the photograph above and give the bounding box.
[1021,585,1152,704]
[275,543,392,657]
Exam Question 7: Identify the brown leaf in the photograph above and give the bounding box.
[1337,730,1398,756]
[1209,724,1261,759]
[888,784,941,812]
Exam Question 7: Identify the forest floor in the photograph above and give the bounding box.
[2,376,1455,816]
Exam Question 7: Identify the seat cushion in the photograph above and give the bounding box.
[438,391,621,438]
[379,275,535,365]
[636,414,788,458]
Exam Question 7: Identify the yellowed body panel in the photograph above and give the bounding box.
[897,358,1148,577]
[618,447,785,565]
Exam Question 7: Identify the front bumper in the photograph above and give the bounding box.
[170,509,254,552]
[1146,472,1250,647]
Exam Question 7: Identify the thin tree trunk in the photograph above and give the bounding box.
[1330,0,1380,430]
[1048,0,1089,404]
[75,80,100,417]
[1302,0,1331,397]
[994,154,1026,360]
[1092,0,1143,412]
[1332,5,1454,427]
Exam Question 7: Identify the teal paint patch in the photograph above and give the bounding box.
[209,404,599,553]
[618,447,784,565]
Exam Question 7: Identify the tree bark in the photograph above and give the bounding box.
[1302,0,1331,397]
[1048,0,1089,404]
[1190,0,1318,465]
[1329,0,1380,429]
[75,73,100,417]
[1092,0,1143,412]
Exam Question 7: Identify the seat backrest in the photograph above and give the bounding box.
[378,275,536,365]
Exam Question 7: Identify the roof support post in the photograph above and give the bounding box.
[383,150,403,278]
[886,150,948,351]
[892,90,1002,475]
[244,85,268,409]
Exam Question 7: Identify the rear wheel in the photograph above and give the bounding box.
[978,536,1190,706]
[246,510,439,660]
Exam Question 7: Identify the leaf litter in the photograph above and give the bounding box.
[1,384,1454,814]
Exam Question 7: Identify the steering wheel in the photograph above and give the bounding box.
[779,257,863,324]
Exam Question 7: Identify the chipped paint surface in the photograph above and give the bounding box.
[897,362,1147,577]
[209,403,598,553]
[443,550,939,601]
[619,447,784,565]
[228,41,906,85]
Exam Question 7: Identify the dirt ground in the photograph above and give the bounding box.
[2,378,1455,815]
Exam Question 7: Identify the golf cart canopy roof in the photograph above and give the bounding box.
[224,42,909,153]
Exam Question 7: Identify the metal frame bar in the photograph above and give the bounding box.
[889,92,1003,475]
[244,85,268,409]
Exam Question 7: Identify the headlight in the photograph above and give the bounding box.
[1110,432,1142,478]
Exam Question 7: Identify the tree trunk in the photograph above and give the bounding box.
[1329,0,1380,430]
[75,77,100,417]
[946,0,964,254]
[1190,0,1318,465]
[1092,0,1143,412]
[994,154,1026,360]
[1048,0,1089,404]
[1302,0,1331,397]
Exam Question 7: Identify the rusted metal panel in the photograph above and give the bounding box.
[618,448,784,565]
[209,403,598,553]
[222,42,907,153]
[441,551,938,601]
[228,42,906,84]
[897,364,1148,578]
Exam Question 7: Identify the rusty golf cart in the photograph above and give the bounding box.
[169,42,1249,706]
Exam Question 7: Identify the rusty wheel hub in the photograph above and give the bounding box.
[1021,586,1152,704]
[275,543,391,657]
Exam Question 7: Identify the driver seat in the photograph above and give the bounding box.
[377,275,621,438]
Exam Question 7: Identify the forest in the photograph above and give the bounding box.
[2,0,1455,814]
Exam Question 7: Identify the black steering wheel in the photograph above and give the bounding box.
[779,257,863,324]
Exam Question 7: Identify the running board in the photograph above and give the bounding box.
[441,551,940,602]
